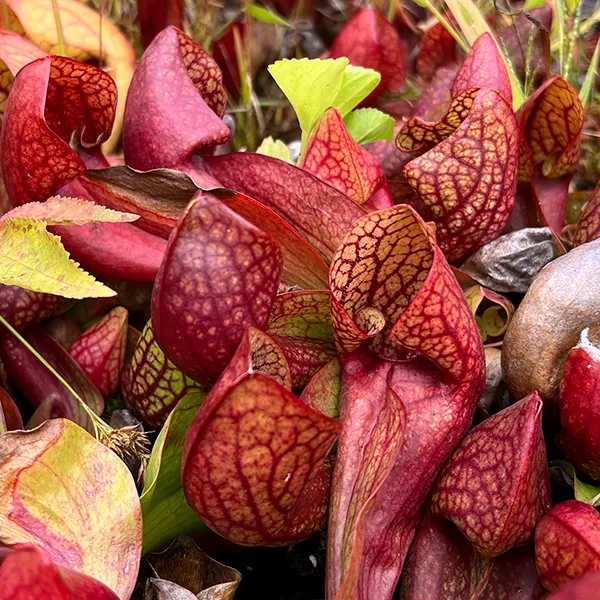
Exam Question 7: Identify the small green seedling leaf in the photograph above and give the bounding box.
[0,219,116,299]
[256,136,294,163]
[553,460,600,506]
[333,65,381,117]
[344,108,395,145]
[141,393,207,554]
[246,3,290,26]
[1,195,140,226]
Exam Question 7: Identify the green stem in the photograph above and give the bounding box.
[51,0,67,56]
[422,1,469,53]
[0,315,106,439]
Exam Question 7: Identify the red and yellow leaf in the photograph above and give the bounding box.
[574,183,600,246]
[416,22,459,81]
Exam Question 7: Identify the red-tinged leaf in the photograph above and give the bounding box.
[559,329,600,481]
[518,76,583,182]
[0,31,46,117]
[303,108,389,207]
[0,387,22,433]
[452,33,513,105]
[137,0,184,47]
[545,571,600,599]
[0,419,142,599]
[574,182,600,246]
[431,393,551,558]
[0,56,116,205]
[212,22,243,100]
[328,205,483,369]
[70,307,128,398]
[152,194,283,385]
[412,65,458,121]
[267,290,336,388]
[0,326,103,431]
[182,327,340,545]
[329,8,407,102]
[401,88,519,263]
[123,27,230,178]
[527,172,571,240]
[0,545,119,600]
[0,284,71,331]
[326,205,485,600]
[122,321,205,428]
[300,358,341,419]
[416,22,459,81]
[535,500,600,592]
[205,152,367,263]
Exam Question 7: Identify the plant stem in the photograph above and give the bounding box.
[51,0,67,56]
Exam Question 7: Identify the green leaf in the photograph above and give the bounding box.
[0,219,116,299]
[268,58,350,135]
[580,37,600,109]
[344,108,395,145]
[523,0,547,9]
[256,136,294,163]
[246,3,290,26]
[332,65,381,118]
[553,460,600,506]
[1,195,139,226]
[141,393,207,554]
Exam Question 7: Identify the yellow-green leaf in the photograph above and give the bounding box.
[1,195,140,226]
[256,136,294,163]
[0,419,142,599]
[0,218,116,299]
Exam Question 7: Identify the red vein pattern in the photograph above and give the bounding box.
[431,393,551,558]
[182,327,340,545]
[0,545,119,600]
[1,56,116,204]
[152,194,283,385]
[416,22,458,81]
[70,307,128,398]
[122,320,205,428]
[559,332,600,480]
[329,7,407,102]
[535,500,600,592]
[123,26,229,175]
[0,284,70,331]
[574,183,600,246]
[452,33,513,105]
[402,88,519,263]
[299,359,341,419]
[326,204,485,600]
[303,108,389,206]
[205,152,367,263]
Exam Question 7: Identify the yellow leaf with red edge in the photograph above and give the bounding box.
[0,419,142,600]
[3,0,136,153]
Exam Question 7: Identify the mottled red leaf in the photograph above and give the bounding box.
[452,32,513,104]
[303,108,391,208]
[535,500,600,592]
[0,326,103,431]
[205,152,367,263]
[0,387,22,433]
[416,22,459,81]
[574,182,600,246]
[300,358,341,419]
[329,8,407,102]
[401,88,519,263]
[431,392,551,557]
[137,0,184,47]
[122,320,205,428]
[152,194,283,385]
[326,205,485,600]
[0,545,119,600]
[559,329,600,481]
[266,290,336,388]
[70,307,128,398]
[412,65,458,121]
[0,284,70,331]
[1,56,116,205]
[123,26,229,184]
[182,327,340,545]
[545,571,600,599]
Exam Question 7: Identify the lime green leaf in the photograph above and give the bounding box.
[523,0,547,9]
[268,58,350,135]
[246,3,290,26]
[344,108,395,144]
[141,393,207,554]
[553,460,600,506]
[0,219,116,299]
[333,65,381,117]
[580,37,600,109]
[256,136,294,163]
[1,195,139,226]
